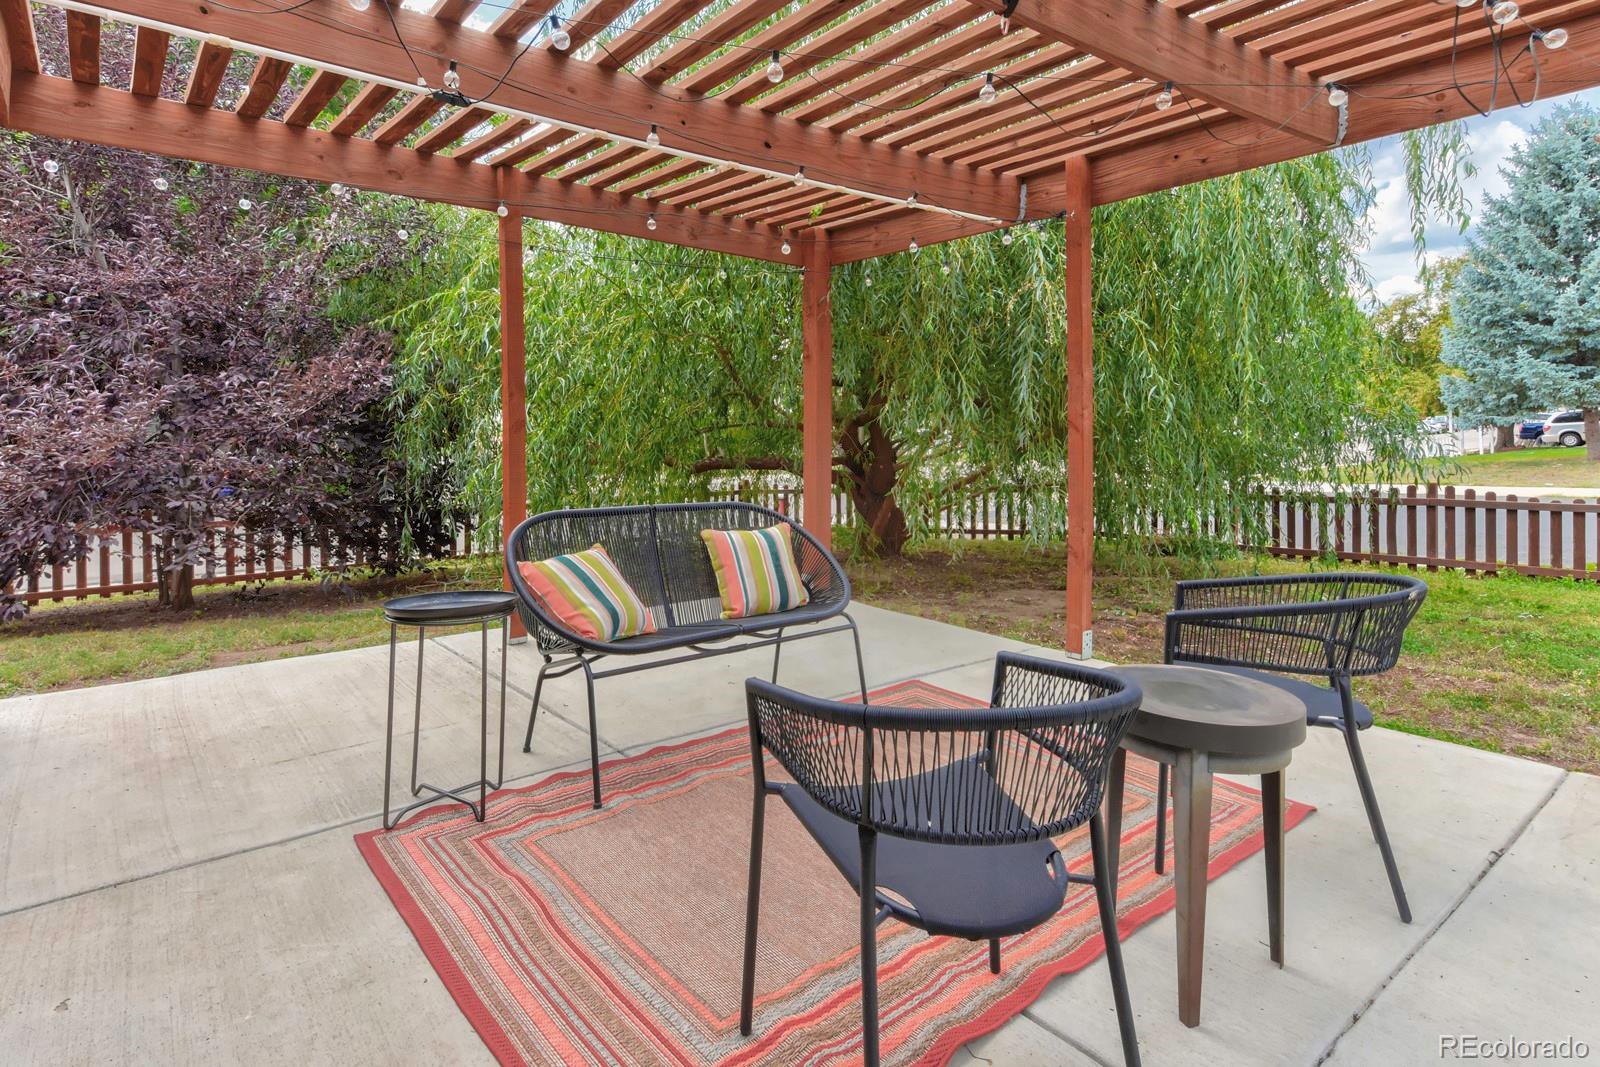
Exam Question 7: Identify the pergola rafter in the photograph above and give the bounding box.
[4,0,1597,656]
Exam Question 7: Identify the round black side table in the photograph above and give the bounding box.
[381,590,517,830]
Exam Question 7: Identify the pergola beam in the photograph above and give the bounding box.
[825,15,1591,262]
[72,0,1018,222]
[5,72,792,262]
[965,0,1338,145]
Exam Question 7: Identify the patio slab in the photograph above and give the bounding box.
[0,604,1591,1065]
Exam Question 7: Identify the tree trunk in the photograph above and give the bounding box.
[163,563,195,610]
[1496,423,1515,450]
[1585,408,1600,462]
[838,408,909,557]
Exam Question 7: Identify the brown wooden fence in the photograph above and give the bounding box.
[16,483,1597,606]
[12,521,478,606]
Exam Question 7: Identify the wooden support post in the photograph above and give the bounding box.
[1064,155,1094,659]
[498,198,529,641]
[801,234,834,550]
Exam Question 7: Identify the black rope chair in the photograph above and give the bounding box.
[1157,572,1428,922]
[506,502,867,808]
[740,652,1144,1067]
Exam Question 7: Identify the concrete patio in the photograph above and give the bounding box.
[0,603,1592,1065]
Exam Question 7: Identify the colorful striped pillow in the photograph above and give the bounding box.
[517,544,657,642]
[700,524,811,620]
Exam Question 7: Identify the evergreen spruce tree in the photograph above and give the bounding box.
[1442,102,1600,460]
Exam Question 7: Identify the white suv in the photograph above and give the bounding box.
[1540,410,1588,448]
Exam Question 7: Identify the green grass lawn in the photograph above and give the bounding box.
[4,542,1596,775]
[1423,446,1600,491]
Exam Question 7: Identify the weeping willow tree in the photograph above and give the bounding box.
[380,145,1451,556]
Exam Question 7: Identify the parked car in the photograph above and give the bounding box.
[1421,415,1451,434]
[1540,410,1588,447]
[1517,416,1547,442]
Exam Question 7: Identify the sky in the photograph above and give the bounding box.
[1358,85,1600,303]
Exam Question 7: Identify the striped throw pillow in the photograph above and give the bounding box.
[700,524,811,620]
[517,544,657,643]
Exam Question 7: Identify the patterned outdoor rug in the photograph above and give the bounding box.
[358,677,1314,1066]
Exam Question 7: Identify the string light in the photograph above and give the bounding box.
[238,197,254,211]
[1326,84,1348,107]
[397,227,409,240]
[905,192,919,207]
[646,212,658,230]
[1155,82,1174,111]
[764,51,786,84]
[1535,27,1568,48]
[497,201,510,217]
[442,61,461,93]
[548,15,571,52]
[152,176,169,191]
[1001,230,1013,245]
[977,73,998,106]
[794,166,806,184]
[1489,0,1518,25]
[330,182,346,196]
[942,263,951,275]
[1455,0,1476,8]
[346,0,370,10]
[780,239,792,255]
[864,273,874,287]
[42,159,59,175]
[908,238,919,254]
[645,124,660,147]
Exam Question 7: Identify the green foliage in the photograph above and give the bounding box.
[1365,257,1463,415]
[1442,102,1600,424]
[372,156,1437,551]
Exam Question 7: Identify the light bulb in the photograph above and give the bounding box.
[548,17,570,51]
[442,64,461,92]
[347,0,370,10]
[397,228,409,241]
[238,197,253,211]
[766,51,784,83]
[1490,0,1518,24]
[793,166,805,184]
[1155,82,1174,111]
[330,182,346,196]
[1001,230,1013,245]
[977,73,998,106]
[153,176,169,192]
[646,213,657,231]
[496,201,510,217]
[1326,84,1348,107]
[906,192,919,207]
[942,263,951,275]
[1538,26,1568,47]
[908,238,919,254]
[780,239,792,255]
[1456,0,1476,8]
[645,124,660,147]
[43,159,59,175]
[864,274,873,288]
[718,269,727,280]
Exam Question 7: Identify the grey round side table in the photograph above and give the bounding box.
[381,590,517,830]
[1105,664,1308,1029]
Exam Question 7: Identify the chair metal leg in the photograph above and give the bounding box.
[478,621,489,820]
[740,781,767,1036]
[1103,746,1128,903]
[1339,702,1412,923]
[858,825,881,1067]
[521,656,552,754]
[988,938,1001,975]
[843,611,869,705]
[1090,812,1141,1067]
[770,628,784,683]
[1154,762,1168,875]
[382,623,398,829]
[582,658,602,809]
[409,625,426,797]
[1263,769,1286,966]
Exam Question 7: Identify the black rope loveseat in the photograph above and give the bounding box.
[506,502,868,808]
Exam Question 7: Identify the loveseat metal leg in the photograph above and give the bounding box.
[843,611,869,705]
[521,656,552,754]
[771,629,784,683]
[582,658,602,809]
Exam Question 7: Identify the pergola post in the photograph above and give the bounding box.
[801,234,834,549]
[498,202,528,641]
[1063,156,1094,659]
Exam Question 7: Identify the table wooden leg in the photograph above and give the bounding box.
[1103,746,1128,903]
[1173,749,1212,1028]
[1263,769,1286,968]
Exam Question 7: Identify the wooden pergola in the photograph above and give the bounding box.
[2,0,1594,655]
